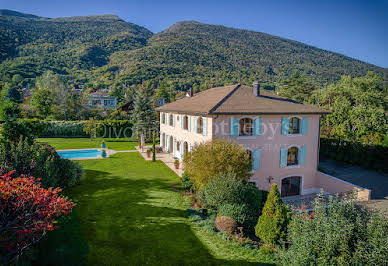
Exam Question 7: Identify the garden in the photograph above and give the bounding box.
[0,86,387,265]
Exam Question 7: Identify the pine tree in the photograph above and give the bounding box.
[255,184,289,246]
[132,84,156,144]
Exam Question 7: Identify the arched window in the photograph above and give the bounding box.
[281,176,301,197]
[287,146,299,166]
[239,118,253,136]
[197,117,203,134]
[288,117,301,134]
[183,115,189,130]
[169,114,174,126]
[246,149,253,169]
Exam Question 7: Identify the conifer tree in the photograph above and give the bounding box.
[132,84,156,144]
[255,184,289,246]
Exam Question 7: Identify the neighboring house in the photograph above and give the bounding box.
[88,91,117,110]
[120,97,165,112]
[156,83,365,198]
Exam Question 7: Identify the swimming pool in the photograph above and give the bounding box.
[57,149,103,159]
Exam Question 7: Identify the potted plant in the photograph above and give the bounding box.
[146,149,152,158]
[174,159,180,169]
[101,140,106,149]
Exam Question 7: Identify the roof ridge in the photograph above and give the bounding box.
[208,84,241,114]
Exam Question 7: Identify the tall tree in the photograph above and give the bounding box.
[32,71,72,119]
[311,72,388,145]
[131,84,156,144]
[278,72,317,103]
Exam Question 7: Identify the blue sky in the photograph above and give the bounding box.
[2,0,388,68]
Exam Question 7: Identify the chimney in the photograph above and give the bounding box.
[253,81,260,97]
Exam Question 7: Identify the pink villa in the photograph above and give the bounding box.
[156,83,371,199]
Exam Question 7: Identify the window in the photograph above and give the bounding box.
[281,176,301,197]
[161,133,165,148]
[161,113,166,124]
[239,118,253,136]
[246,150,253,169]
[287,146,299,166]
[197,117,203,134]
[176,141,180,153]
[169,114,174,126]
[183,141,189,157]
[288,117,300,134]
[183,115,189,130]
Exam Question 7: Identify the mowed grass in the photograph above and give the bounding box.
[37,138,138,150]
[36,152,273,265]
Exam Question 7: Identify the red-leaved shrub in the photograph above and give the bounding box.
[0,171,74,264]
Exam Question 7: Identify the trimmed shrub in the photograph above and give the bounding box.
[214,216,237,235]
[183,139,251,190]
[277,194,388,265]
[18,119,133,138]
[218,203,248,226]
[181,172,193,191]
[200,173,267,232]
[255,184,289,246]
[0,138,83,189]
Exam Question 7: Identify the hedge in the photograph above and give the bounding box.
[320,138,388,173]
[19,119,133,138]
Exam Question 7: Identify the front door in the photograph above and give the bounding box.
[281,176,301,197]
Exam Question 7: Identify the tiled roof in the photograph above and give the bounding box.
[156,84,328,115]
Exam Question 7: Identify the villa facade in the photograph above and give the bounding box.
[156,83,369,198]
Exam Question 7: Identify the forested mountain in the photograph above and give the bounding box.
[0,10,387,93]
[0,10,152,86]
[103,21,387,91]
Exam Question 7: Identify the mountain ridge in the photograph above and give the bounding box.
[0,9,386,93]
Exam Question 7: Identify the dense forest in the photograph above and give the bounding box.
[0,10,152,89]
[1,10,387,96]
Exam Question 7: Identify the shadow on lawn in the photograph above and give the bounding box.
[34,168,271,265]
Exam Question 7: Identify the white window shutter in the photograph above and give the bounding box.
[202,117,208,136]
[188,116,191,132]
[194,117,198,133]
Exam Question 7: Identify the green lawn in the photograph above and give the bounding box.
[38,138,139,150]
[36,152,273,265]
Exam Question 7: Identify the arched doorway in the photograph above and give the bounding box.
[281,176,301,197]
[169,136,173,153]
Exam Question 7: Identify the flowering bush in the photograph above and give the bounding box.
[0,171,74,264]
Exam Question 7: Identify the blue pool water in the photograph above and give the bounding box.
[57,149,102,159]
